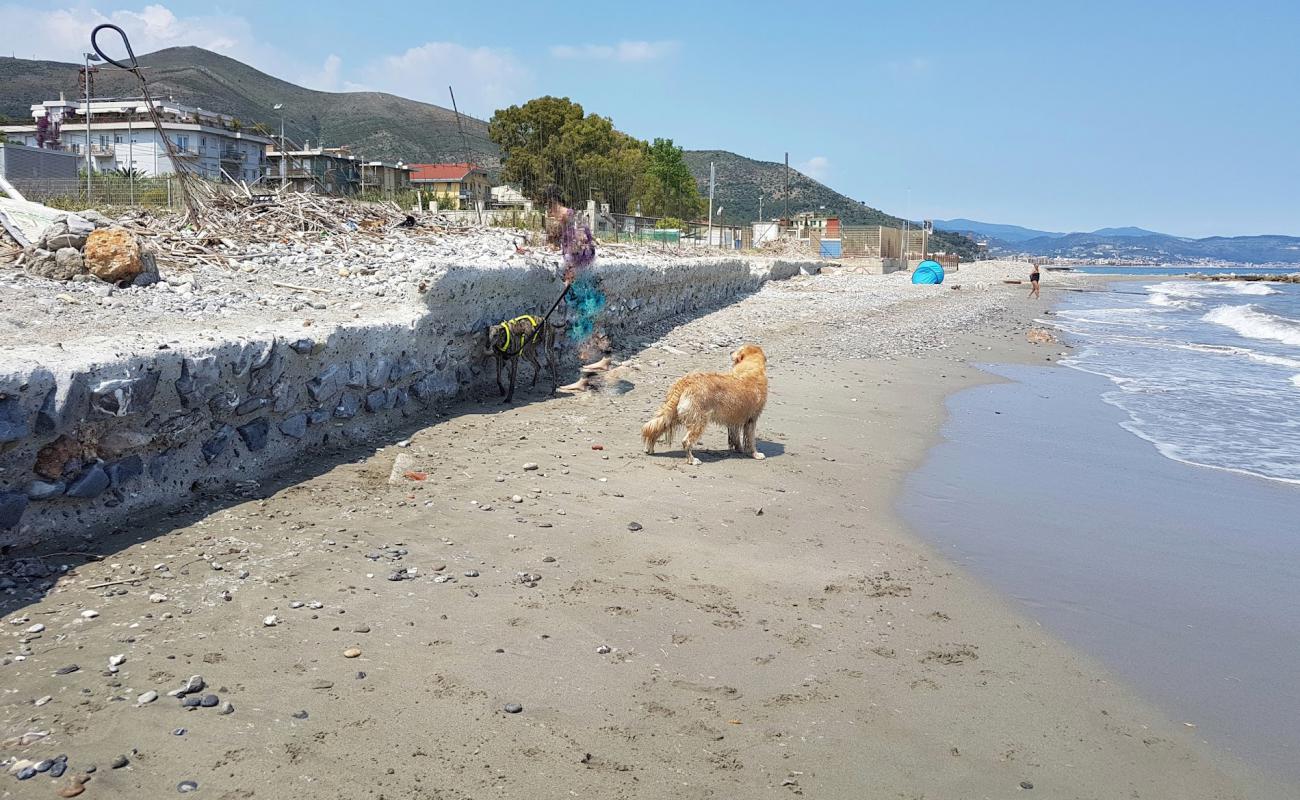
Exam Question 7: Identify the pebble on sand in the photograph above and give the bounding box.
[149,592,168,603]
[504,703,523,714]
[54,664,80,675]
[26,623,45,633]
[343,647,362,658]
[109,654,126,667]
[80,610,99,619]
[627,522,643,531]
[178,780,199,793]
[263,615,279,627]
[291,710,309,720]
[522,462,539,471]
[110,755,129,769]
[136,690,158,705]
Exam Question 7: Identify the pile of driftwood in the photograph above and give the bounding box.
[107,185,476,269]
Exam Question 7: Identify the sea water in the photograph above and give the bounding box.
[1054,278,1300,483]
[899,273,1300,789]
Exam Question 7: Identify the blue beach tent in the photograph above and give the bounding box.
[911,259,945,284]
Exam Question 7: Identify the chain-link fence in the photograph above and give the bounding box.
[8,176,182,210]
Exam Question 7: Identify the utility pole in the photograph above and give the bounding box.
[123,103,134,203]
[273,104,286,190]
[83,51,102,201]
[707,161,715,248]
[783,152,789,221]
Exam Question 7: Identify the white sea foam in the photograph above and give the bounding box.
[1202,304,1300,346]
[1149,280,1280,298]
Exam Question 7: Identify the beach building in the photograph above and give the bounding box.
[0,97,272,183]
[409,163,490,210]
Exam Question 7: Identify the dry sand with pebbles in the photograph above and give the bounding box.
[1,266,1273,799]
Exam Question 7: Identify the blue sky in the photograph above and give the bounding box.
[2,0,1297,237]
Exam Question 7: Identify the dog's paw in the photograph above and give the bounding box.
[752,452,766,460]
[687,457,702,466]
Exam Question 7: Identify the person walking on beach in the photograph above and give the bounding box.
[1028,264,1041,299]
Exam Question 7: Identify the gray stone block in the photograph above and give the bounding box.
[365,388,387,413]
[235,397,269,415]
[233,339,274,377]
[237,418,270,451]
[0,396,30,444]
[177,357,221,410]
[289,338,315,354]
[202,425,234,463]
[271,376,299,412]
[0,491,28,530]
[26,480,66,500]
[347,359,367,388]
[308,408,331,426]
[208,391,239,415]
[90,371,159,418]
[278,413,308,439]
[367,357,392,388]
[106,455,143,487]
[66,464,110,499]
[334,392,359,419]
[307,363,347,403]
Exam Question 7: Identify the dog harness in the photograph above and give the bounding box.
[496,315,543,354]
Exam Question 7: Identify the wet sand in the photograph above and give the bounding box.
[0,273,1268,799]
[902,361,1300,795]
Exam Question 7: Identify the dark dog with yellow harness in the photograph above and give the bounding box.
[487,314,560,403]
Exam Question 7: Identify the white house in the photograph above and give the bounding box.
[0,96,272,183]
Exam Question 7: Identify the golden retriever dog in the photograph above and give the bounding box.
[641,344,768,465]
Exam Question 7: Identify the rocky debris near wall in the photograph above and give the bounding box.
[14,213,158,287]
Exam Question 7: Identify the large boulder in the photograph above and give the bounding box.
[83,227,144,283]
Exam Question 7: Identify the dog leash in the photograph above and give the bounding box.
[496,279,574,353]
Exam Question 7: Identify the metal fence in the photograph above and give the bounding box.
[7,177,182,210]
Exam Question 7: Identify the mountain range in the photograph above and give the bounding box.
[0,47,974,254]
[937,218,1300,265]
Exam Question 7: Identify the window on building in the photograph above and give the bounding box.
[114,134,123,144]
[99,135,109,147]
[175,135,189,151]
[200,136,206,148]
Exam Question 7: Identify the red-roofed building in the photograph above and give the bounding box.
[408,162,490,210]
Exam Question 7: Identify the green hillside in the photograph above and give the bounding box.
[683,150,974,256]
[0,48,496,166]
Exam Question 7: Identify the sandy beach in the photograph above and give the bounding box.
[1,265,1272,799]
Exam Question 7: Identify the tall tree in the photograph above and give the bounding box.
[488,96,646,213]
[634,138,705,220]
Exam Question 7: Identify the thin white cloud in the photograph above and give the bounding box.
[0,3,276,68]
[798,155,831,181]
[307,53,343,92]
[886,56,931,76]
[354,42,531,117]
[550,40,680,62]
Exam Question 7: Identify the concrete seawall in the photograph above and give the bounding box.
[0,256,813,544]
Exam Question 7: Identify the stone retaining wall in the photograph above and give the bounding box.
[0,256,813,545]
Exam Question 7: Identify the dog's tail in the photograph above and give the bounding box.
[641,380,687,453]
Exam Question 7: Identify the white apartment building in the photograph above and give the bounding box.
[0,97,272,183]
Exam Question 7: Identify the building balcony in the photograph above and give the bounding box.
[171,148,199,160]
[220,149,246,162]
[90,144,114,157]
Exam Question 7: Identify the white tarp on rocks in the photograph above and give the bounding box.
[0,197,71,247]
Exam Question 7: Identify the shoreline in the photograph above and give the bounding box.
[0,268,1272,798]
